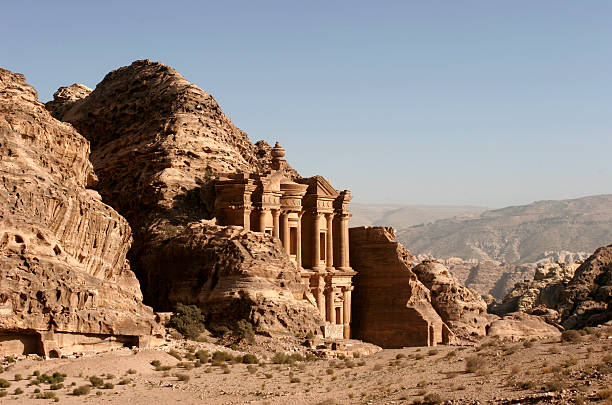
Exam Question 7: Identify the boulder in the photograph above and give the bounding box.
[412,260,489,341]
[0,67,161,356]
[487,312,561,341]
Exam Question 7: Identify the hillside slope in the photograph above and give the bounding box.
[397,195,612,263]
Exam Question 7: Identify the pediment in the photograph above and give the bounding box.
[300,176,339,198]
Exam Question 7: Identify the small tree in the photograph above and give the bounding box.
[232,319,255,344]
[166,303,206,339]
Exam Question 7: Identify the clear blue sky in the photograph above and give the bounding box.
[2,1,610,207]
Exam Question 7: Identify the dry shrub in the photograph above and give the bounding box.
[465,355,487,373]
[561,330,582,343]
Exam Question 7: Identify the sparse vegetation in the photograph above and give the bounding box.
[73,385,91,396]
[561,330,582,343]
[166,303,207,339]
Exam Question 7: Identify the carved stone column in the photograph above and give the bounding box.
[280,212,290,251]
[296,212,303,268]
[312,213,321,269]
[242,208,251,231]
[258,209,267,233]
[326,286,335,324]
[343,286,352,338]
[338,215,349,268]
[326,213,334,269]
[316,285,326,319]
[272,209,280,238]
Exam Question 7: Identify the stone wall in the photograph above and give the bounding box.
[349,226,450,348]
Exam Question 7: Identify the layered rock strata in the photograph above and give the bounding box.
[0,67,161,356]
[349,227,453,348]
[48,60,322,335]
[412,260,489,341]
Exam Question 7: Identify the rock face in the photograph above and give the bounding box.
[349,227,453,348]
[141,220,322,336]
[492,245,612,329]
[45,83,92,120]
[48,60,322,336]
[0,67,161,356]
[412,260,489,341]
[558,245,612,329]
[487,312,561,341]
[489,262,579,323]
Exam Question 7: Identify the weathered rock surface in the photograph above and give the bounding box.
[0,67,161,356]
[141,220,322,335]
[412,260,489,341]
[489,262,579,323]
[48,60,321,336]
[349,227,453,348]
[558,245,612,329]
[45,83,92,120]
[487,312,561,341]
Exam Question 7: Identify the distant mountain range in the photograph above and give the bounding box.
[394,194,612,264]
[350,203,487,229]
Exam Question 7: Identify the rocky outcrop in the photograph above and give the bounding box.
[412,260,488,341]
[0,67,161,356]
[45,83,92,120]
[489,262,579,323]
[558,245,612,329]
[141,220,322,335]
[487,312,561,341]
[48,60,321,336]
[349,227,453,348]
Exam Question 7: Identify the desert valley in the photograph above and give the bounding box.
[0,59,610,404]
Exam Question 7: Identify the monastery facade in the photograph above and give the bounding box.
[214,142,355,339]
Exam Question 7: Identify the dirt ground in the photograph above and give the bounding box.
[1,326,611,404]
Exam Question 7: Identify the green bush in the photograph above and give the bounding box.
[166,303,206,339]
[168,349,182,360]
[103,382,114,389]
[272,352,289,364]
[195,350,210,363]
[89,375,104,387]
[13,387,23,395]
[212,351,234,362]
[0,390,7,398]
[73,385,91,396]
[232,320,255,344]
[561,330,582,343]
[0,379,10,388]
[150,360,161,367]
[241,354,259,364]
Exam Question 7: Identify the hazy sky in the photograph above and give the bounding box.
[2,1,610,207]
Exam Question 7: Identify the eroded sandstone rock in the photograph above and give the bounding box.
[48,60,322,336]
[349,227,453,348]
[487,312,561,341]
[558,245,612,329]
[0,67,161,356]
[412,260,489,341]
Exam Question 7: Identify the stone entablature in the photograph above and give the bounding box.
[214,142,355,338]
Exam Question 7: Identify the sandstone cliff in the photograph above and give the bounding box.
[412,260,488,341]
[558,245,612,329]
[492,245,612,329]
[0,67,161,356]
[349,227,452,347]
[489,262,579,323]
[48,60,321,335]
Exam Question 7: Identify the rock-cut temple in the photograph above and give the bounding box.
[214,142,355,339]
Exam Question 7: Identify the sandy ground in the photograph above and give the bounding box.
[1,327,611,404]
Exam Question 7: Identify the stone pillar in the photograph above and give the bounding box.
[242,208,251,231]
[296,212,303,268]
[272,209,280,238]
[326,213,334,269]
[343,287,352,338]
[312,213,321,269]
[316,285,326,319]
[258,209,267,233]
[338,216,349,268]
[280,212,290,251]
[326,286,335,324]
